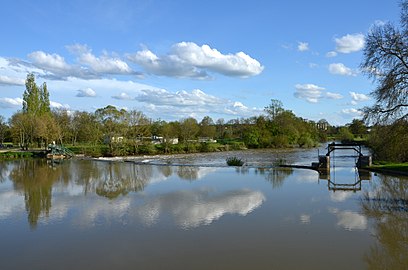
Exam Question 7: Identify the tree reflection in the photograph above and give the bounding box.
[255,167,293,189]
[9,159,65,229]
[157,165,173,178]
[96,162,152,199]
[177,166,200,181]
[0,162,9,183]
[361,175,408,269]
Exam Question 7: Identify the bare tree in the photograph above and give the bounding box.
[361,0,408,124]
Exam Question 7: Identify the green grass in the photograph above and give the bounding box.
[370,163,408,173]
[226,156,244,166]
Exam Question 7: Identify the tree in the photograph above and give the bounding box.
[179,117,199,143]
[126,109,150,154]
[361,0,408,124]
[23,73,50,117]
[9,112,34,150]
[199,116,216,138]
[264,99,284,120]
[348,119,367,136]
[95,105,127,151]
[52,109,73,145]
[72,111,101,145]
[0,116,8,144]
[18,73,53,148]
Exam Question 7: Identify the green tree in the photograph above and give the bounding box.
[179,117,199,152]
[9,112,35,149]
[23,73,50,117]
[95,105,127,152]
[52,109,73,145]
[264,99,284,120]
[126,109,150,154]
[348,119,367,136]
[72,111,101,145]
[338,126,354,142]
[361,0,408,124]
[0,116,8,144]
[199,116,216,138]
[368,120,408,162]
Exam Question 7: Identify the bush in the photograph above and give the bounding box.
[230,141,246,150]
[137,144,157,155]
[199,142,221,152]
[226,156,244,166]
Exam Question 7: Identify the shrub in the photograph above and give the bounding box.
[226,156,244,166]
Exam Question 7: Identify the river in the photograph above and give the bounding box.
[0,146,407,269]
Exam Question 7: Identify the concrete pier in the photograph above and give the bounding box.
[357,155,372,168]
[318,155,330,170]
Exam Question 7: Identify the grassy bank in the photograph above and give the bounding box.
[367,162,408,176]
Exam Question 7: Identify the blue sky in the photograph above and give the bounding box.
[0,0,401,125]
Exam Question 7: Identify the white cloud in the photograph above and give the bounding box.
[329,63,355,76]
[0,75,25,86]
[76,88,97,97]
[67,44,134,75]
[297,42,309,52]
[350,91,370,102]
[134,88,261,119]
[294,84,325,103]
[112,92,133,100]
[128,42,264,78]
[136,88,225,107]
[326,51,337,58]
[0,97,23,108]
[28,51,71,71]
[326,92,343,99]
[341,108,363,116]
[128,48,209,79]
[335,33,365,53]
[50,101,70,110]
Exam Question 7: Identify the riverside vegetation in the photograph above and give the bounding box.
[0,73,404,163]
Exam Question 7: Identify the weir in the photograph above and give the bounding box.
[316,142,372,170]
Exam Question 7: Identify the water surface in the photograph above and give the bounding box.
[0,148,406,269]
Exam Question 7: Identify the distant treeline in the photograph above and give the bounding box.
[0,74,370,158]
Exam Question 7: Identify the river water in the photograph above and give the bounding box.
[0,146,407,269]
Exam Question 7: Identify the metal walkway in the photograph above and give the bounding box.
[47,144,75,158]
[326,142,363,156]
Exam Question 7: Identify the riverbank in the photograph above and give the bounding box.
[366,163,408,176]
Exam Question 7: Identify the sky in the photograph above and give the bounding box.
[0,0,402,125]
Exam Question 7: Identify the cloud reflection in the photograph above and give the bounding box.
[329,208,367,231]
[136,189,265,229]
[330,191,353,202]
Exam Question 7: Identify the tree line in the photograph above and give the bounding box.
[0,74,349,157]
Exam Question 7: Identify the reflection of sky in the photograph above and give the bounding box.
[296,170,318,183]
[330,191,353,202]
[300,214,311,224]
[1,184,265,230]
[135,188,265,228]
[46,188,265,229]
[0,190,24,219]
[329,208,367,231]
